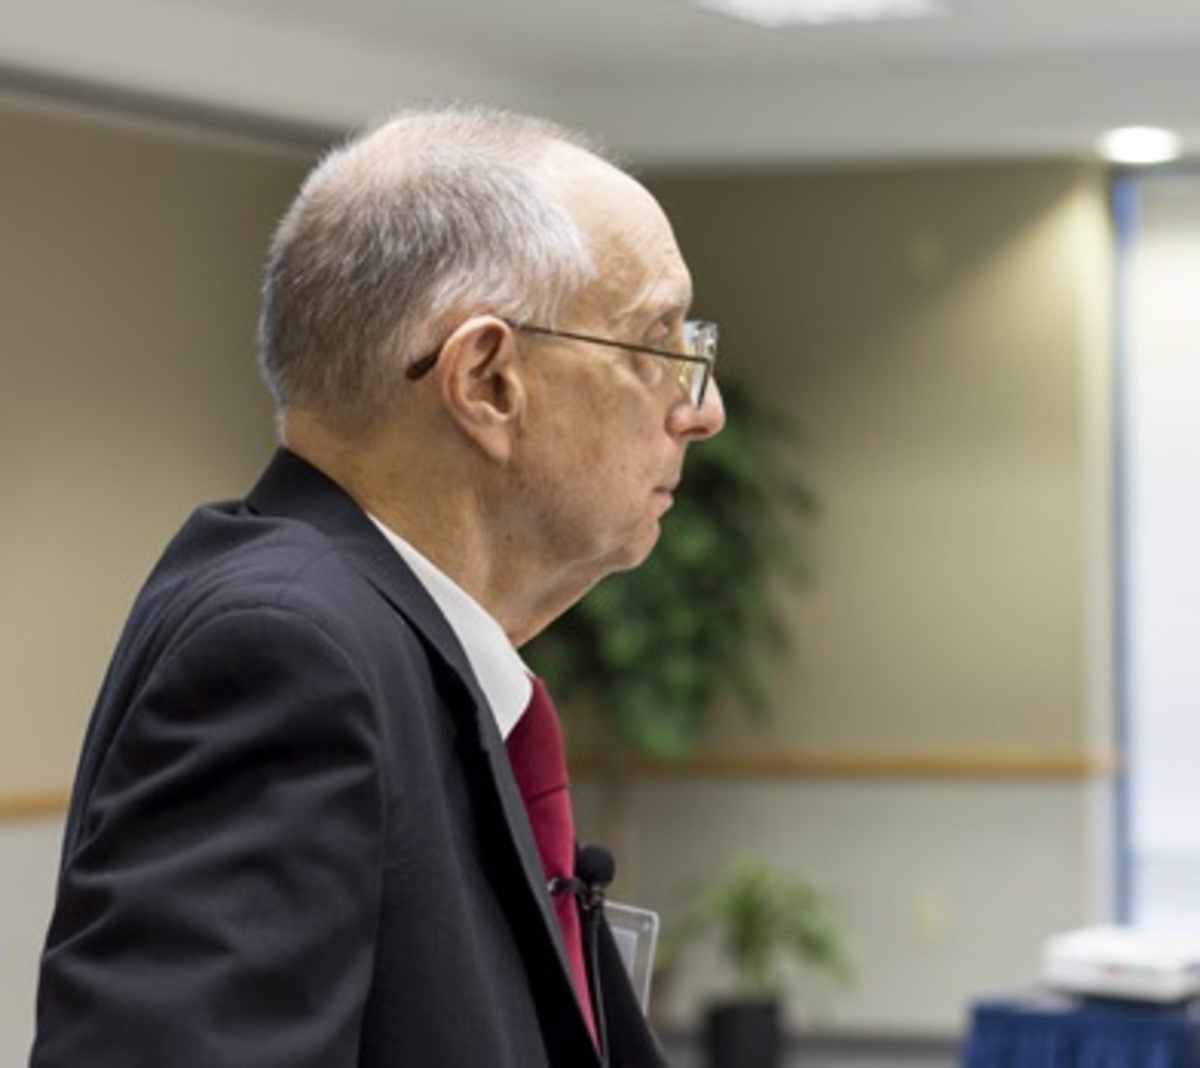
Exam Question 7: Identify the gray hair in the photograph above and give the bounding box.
[258,105,606,433]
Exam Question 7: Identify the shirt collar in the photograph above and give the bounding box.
[368,516,532,740]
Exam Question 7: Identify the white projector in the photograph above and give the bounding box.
[1042,925,1200,1003]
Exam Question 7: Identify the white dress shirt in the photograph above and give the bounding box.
[368,516,532,740]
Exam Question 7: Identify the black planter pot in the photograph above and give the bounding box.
[704,998,783,1068]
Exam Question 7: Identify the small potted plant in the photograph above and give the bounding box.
[671,854,851,1068]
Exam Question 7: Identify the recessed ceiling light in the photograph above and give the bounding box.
[1097,126,1182,166]
[692,0,951,28]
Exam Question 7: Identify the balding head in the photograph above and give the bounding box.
[258,106,615,436]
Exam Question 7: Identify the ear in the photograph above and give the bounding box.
[435,315,525,462]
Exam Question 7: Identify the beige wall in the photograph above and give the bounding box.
[647,161,1114,759]
[0,95,315,793]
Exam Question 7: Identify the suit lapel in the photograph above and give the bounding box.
[244,448,595,1055]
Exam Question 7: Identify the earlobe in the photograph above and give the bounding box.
[438,316,525,461]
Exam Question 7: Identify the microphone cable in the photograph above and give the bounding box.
[575,844,616,1066]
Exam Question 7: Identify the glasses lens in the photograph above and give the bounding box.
[693,363,713,407]
[683,320,717,406]
[685,320,718,362]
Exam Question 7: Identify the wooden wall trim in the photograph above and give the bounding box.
[0,788,70,823]
[0,749,1118,821]
[575,748,1121,782]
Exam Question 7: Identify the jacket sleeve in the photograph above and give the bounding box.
[33,603,387,1067]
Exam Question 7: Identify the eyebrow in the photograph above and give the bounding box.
[628,290,693,330]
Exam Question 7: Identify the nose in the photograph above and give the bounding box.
[669,379,726,441]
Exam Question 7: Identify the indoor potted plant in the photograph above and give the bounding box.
[672,853,851,1068]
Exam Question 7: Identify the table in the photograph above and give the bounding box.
[962,992,1200,1068]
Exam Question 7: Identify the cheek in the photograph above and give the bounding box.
[589,438,646,496]
[538,386,666,510]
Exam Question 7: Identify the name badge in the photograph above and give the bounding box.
[605,900,660,1013]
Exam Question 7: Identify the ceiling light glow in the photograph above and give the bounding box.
[1097,126,1182,166]
[693,0,950,27]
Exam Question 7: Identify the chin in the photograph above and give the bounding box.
[608,526,662,575]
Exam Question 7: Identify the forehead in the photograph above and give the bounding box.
[548,146,692,322]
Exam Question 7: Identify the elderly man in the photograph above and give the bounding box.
[32,105,724,1067]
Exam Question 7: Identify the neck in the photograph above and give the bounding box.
[281,409,601,647]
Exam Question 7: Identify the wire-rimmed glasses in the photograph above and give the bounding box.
[406,317,718,408]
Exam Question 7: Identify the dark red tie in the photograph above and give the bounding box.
[505,676,596,1041]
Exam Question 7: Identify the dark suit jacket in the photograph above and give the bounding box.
[32,448,668,1067]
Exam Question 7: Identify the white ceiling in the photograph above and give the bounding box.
[3,0,1200,167]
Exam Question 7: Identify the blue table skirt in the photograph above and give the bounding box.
[963,992,1200,1068]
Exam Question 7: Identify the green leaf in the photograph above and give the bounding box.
[671,854,852,995]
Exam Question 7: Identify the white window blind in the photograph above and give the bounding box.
[1124,171,1200,930]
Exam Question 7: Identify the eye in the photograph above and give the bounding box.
[643,326,671,349]
[643,310,684,350]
